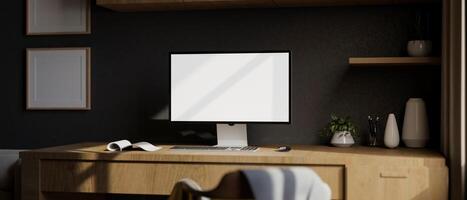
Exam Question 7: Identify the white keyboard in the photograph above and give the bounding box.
[170,146,259,152]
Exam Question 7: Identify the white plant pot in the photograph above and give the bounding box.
[384,113,400,149]
[402,98,429,148]
[331,131,355,147]
[407,40,432,57]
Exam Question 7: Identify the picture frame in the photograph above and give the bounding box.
[26,0,91,35]
[26,48,91,110]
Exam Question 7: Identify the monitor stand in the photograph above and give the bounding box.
[216,124,248,147]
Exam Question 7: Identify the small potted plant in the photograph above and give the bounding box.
[321,114,358,147]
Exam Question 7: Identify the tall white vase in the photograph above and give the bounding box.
[384,113,400,149]
[402,98,430,148]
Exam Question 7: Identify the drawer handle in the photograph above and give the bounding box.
[380,172,408,179]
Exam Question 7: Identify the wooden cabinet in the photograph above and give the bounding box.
[21,143,448,200]
[273,0,437,7]
[348,166,447,200]
[183,0,276,9]
[96,0,184,12]
[40,160,345,199]
[96,0,439,12]
[96,0,277,11]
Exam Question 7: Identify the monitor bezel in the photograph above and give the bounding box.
[169,50,292,124]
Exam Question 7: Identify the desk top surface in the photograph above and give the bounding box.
[20,143,446,167]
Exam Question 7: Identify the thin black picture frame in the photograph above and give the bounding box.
[168,50,292,124]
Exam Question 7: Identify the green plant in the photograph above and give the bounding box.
[321,114,358,139]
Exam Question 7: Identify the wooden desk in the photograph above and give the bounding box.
[20,143,448,200]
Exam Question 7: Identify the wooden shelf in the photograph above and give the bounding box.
[349,57,441,67]
[96,0,439,12]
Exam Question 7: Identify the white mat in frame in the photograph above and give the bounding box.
[26,48,91,110]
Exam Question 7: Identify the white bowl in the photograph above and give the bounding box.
[407,40,432,57]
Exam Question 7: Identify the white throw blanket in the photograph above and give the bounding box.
[242,167,331,200]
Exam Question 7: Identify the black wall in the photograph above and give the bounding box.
[0,1,441,149]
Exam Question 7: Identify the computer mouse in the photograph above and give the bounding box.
[276,146,291,152]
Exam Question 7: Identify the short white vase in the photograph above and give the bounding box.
[384,113,400,149]
[331,131,355,147]
[402,98,430,148]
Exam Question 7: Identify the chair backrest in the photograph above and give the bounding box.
[202,171,253,199]
[168,171,254,200]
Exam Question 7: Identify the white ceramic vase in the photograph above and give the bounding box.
[331,131,355,147]
[384,113,400,149]
[402,98,429,148]
[407,40,432,57]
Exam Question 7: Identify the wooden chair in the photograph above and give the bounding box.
[168,171,254,200]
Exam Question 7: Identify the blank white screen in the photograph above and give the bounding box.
[170,52,289,122]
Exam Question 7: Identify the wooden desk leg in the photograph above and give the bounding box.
[21,157,43,200]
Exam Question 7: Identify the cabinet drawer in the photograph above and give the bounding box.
[347,166,448,200]
[41,160,344,199]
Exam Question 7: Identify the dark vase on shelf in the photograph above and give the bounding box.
[368,116,379,147]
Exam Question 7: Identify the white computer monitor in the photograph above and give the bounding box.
[170,52,290,147]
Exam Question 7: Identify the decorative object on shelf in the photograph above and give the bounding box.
[367,115,379,147]
[26,0,91,35]
[407,11,432,57]
[384,113,400,149]
[407,40,432,57]
[322,115,358,147]
[330,131,355,148]
[26,48,91,110]
[402,98,429,148]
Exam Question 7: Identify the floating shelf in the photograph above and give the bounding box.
[97,0,439,12]
[349,57,441,67]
